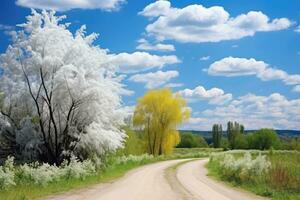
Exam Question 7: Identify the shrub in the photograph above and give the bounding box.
[212,152,271,183]
[60,156,96,179]
[18,163,61,186]
[0,157,15,189]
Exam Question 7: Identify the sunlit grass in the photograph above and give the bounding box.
[207,150,300,200]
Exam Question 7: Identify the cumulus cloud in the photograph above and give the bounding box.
[207,57,300,88]
[136,38,175,52]
[16,0,126,11]
[129,70,179,89]
[177,85,232,105]
[182,93,300,130]
[139,0,291,43]
[138,0,171,17]
[110,51,180,73]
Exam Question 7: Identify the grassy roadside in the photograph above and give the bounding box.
[0,159,156,200]
[0,148,217,200]
[206,150,300,200]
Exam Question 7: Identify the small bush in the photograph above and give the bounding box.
[211,152,270,183]
[0,157,15,189]
[18,163,61,186]
[208,150,300,199]
[61,156,96,179]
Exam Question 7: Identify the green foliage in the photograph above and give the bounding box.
[227,121,245,149]
[283,138,300,151]
[248,129,281,150]
[234,134,249,149]
[176,132,208,148]
[220,138,229,150]
[207,150,300,200]
[119,128,146,156]
[212,124,222,148]
[210,152,271,183]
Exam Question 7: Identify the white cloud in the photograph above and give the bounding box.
[199,56,210,61]
[207,57,300,88]
[295,25,300,33]
[164,82,183,88]
[182,93,300,130]
[129,70,179,89]
[138,0,171,17]
[208,57,268,76]
[110,51,180,73]
[177,85,232,105]
[136,38,175,52]
[140,1,291,43]
[0,24,14,31]
[292,85,300,92]
[16,0,126,11]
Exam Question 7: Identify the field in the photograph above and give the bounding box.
[207,150,300,200]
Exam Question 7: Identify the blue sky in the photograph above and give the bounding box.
[0,0,300,130]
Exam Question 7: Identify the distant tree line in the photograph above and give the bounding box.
[177,132,208,148]
[211,121,282,150]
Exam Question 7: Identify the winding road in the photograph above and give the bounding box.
[44,159,267,200]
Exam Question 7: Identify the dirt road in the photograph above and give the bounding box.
[176,159,267,200]
[44,159,266,200]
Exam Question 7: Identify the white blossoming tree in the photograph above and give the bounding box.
[0,10,127,164]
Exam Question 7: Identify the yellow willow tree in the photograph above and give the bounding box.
[133,88,190,155]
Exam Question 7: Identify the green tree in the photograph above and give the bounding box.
[288,138,300,151]
[248,129,280,150]
[227,121,244,149]
[212,124,222,148]
[177,132,208,148]
[235,134,248,149]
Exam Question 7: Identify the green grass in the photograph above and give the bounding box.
[207,150,300,200]
[0,148,217,200]
[172,147,223,158]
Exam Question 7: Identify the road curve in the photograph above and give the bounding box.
[44,159,267,200]
[44,159,187,200]
[176,159,267,200]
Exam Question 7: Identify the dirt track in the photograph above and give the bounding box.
[44,159,267,200]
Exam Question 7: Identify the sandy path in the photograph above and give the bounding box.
[44,158,267,200]
[176,159,267,200]
[44,159,187,200]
